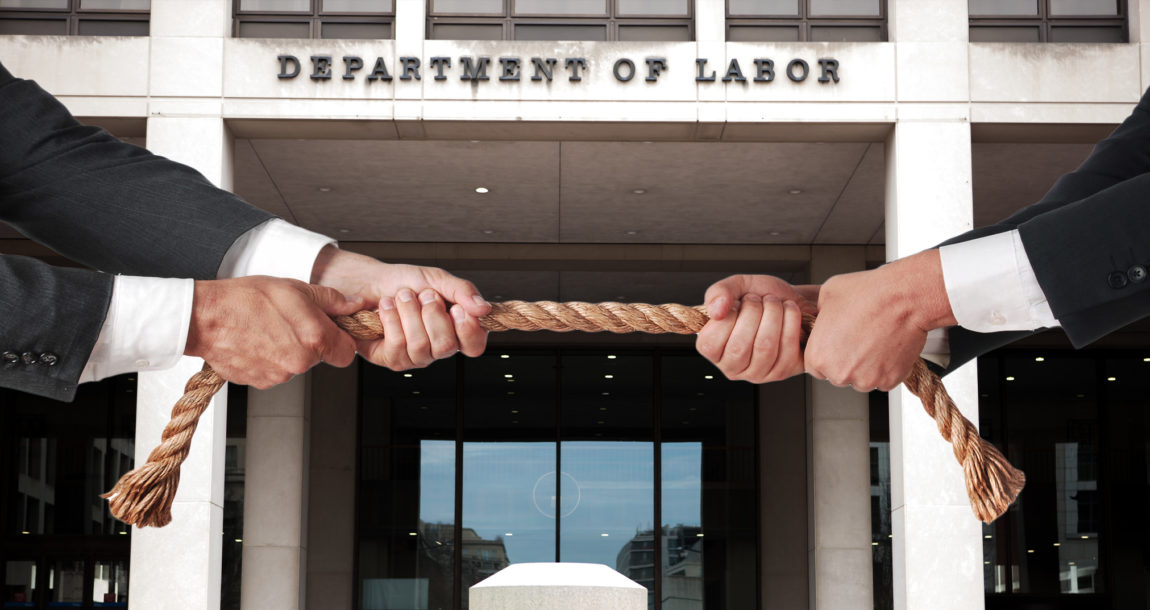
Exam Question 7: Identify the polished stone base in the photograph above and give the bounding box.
[470,563,646,610]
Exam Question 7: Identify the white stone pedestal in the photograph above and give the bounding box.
[469,563,646,610]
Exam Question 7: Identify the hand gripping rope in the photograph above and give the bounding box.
[103,301,1025,527]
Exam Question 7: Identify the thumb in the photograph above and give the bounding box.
[427,271,491,318]
[704,275,748,321]
[305,284,366,318]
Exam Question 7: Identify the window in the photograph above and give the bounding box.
[234,0,393,39]
[428,0,693,42]
[727,0,886,42]
[0,0,149,36]
[1,374,136,608]
[969,0,1126,42]
[357,349,757,609]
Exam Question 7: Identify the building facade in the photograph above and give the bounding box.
[2,0,1150,609]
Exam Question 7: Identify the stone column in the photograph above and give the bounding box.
[240,375,311,610]
[808,246,872,610]
[886,3,984,608]
[129,115,233,609]
[130,5,233,607]
[884,119,983,610]
[305,364,360,609]
[758,377,809,608]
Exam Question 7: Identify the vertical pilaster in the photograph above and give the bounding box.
[884,119,983,610]
[129,112,234,610]
[694,0,725,43]
[759,377,809,609]
[809,246,873,610]
[305,364,360,609]
[886,3,983,607]
[241,374,311,610]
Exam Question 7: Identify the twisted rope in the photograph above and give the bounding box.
[104,300,1023,528]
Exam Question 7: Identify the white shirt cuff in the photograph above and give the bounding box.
[78,275,194,383]
[920,328,950,369]
[939,230,1060,333]
[217,218,335,282]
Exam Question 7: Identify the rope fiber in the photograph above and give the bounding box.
[104,300,1024,528]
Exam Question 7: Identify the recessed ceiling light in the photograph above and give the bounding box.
[604,374,614,379]
[788,189,802,195]
[601,532,609,536]
[403,373,413,378]
[471,140,482,144]
[475,187,489,194]
[624,230,639,236]
[501,354,510,359]
[511,409,519,414]
[482,229,496,235]
[504,374,513,378]
[601,392,610,396]
[704,375,714,380]
[632,188,647,195]
[318,186,332,192]
[1005,376,1015,381]
[768,231,781,236]
[1107,376,1117,382]
[607,355,617,359]
[1035,356,1045,362]
[338,228,351,234]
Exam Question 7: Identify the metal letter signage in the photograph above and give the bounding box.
[275,54,842,88]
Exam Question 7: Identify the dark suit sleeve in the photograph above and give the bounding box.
[938,87,1150,373]
[0,61,274,401]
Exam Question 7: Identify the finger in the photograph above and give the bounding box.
[741,295,784,382]
[427,270,491,318]
[765,300,805,381]
[452,304,489,357]
[704,275,748,321]
[314,319,358,368]
[419,289,460,359]
[396,288,433,367]
[372,296,413,370]
[695,303,740,365]
[718,294,763,379]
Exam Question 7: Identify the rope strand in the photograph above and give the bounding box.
[105,300,1024,527]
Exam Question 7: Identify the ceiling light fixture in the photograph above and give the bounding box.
[482,229,496,235]
[632,188,647,195]
[318,186,332,192]
[769,231,781,236]
[338,228,351,234]
[624,230,639,236]
[475,187,489,194]
[788,189,802,195]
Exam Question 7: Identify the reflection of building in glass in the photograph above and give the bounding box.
[460,527,510,586]
[15,438,53,534]
[15,436,134,536]
[870,442,893,609]
[617,526,702,609]
[1055,440,1099,593]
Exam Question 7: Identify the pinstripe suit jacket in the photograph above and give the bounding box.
[0,62,272,401]
[940,85,1150,373]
